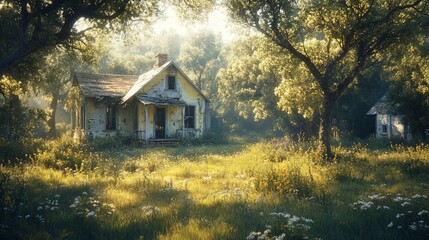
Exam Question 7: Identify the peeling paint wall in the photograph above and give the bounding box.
[83,97,133,138]
[137,66,206,139]
[79,65,207,140]
[376,114,405,138]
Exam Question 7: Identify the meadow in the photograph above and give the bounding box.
[1,136,429,240]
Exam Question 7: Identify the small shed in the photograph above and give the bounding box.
[366,95,411,139]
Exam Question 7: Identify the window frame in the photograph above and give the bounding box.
[167,75,176,90]
[184,105,195,129]
[106,105,117,131]
[381,124,388,135]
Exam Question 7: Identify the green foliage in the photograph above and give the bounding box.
[387,37,429,138]
[251,165,317,199]
[0,0,160,76]
[226,0,429,159]
[1,138,429,239]
[178,30,222,99]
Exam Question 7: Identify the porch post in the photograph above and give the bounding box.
[182,106,185,138]
[144,106,148,144]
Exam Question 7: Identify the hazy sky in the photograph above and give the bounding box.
[152,7,238,43]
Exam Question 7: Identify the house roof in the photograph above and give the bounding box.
[121,60,209,103]
[366,95,398,115]
[137,94,186,106]
[72,60,209,103]
[72,72,138,97]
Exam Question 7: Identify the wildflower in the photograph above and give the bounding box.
[82,191,88,195]
[387,222,393,228]
[418,210,429,216]
[55,194,60,198]
[393,196,403,202]
[37,206,43,211]
[411,194,422,199]
[86,211,96,218]
[25,215,30,219]
[409,224,417,231]
[401,202,411,207]
[396,213,405,218]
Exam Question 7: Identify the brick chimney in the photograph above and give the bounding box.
[154,53,168,68]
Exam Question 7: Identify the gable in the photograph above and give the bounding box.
[121,61,209,103]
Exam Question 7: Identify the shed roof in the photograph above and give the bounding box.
[73,72,137,97]
[366,95,398,115]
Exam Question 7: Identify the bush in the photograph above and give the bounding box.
[251,165,316,199]
[0,137,43,164]
[32,137,102,171]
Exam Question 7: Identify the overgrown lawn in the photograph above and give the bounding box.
[1,137,428,239]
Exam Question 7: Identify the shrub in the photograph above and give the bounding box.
[32,137,101,171]
[252,165,316,199]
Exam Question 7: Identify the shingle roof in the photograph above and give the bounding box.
[72,61,209,102]
[73,72,138,97]
[366,95,398,115]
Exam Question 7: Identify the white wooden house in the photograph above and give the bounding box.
[71,54,210,142]
[366,95,411,139]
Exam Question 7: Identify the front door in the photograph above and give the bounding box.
[155,108,166,138]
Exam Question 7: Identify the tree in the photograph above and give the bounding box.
[0,0,159,76]
[226,0,429,159]
[178,30,222,98]
[33,49,77,138]
[387,37,429,139]
[217,37,314,136]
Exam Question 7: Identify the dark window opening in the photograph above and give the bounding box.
[184,106,195,129]
[168,76,176,90]
[106,106,117,130]
[382,124,387,134]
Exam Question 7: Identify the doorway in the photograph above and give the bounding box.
[155,107,166,138]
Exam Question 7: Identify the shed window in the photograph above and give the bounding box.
[381,124,387,134]
[167,76,176,90]
[106,106,117,130]
[184,106,195,128]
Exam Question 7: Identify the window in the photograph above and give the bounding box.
[381,124,387,134]
[106,106,117,130]
[184,106,195,128]
[167,76,176,90]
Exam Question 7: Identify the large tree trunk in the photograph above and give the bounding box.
[318,97,335,160]
[47,93,58,138]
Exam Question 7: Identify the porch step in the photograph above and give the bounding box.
[147,138,179,146]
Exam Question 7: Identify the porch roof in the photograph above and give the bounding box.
[137,95,186,106]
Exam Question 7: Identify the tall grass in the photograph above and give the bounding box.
[0,137,428,239]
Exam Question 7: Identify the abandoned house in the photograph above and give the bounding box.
[71,54,210,142]
[366,95,411,140]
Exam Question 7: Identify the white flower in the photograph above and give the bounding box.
[25,215,30,219]
[409,224,417,231]
[411,194,421,199]
[37,206,43,211]
[82,191,88,195]
[86,211,96,218]
[387,222,393,228]
[55,194,60,198]
[396,213,405,218]
[401,202,411,207]
[418,210,429,216]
